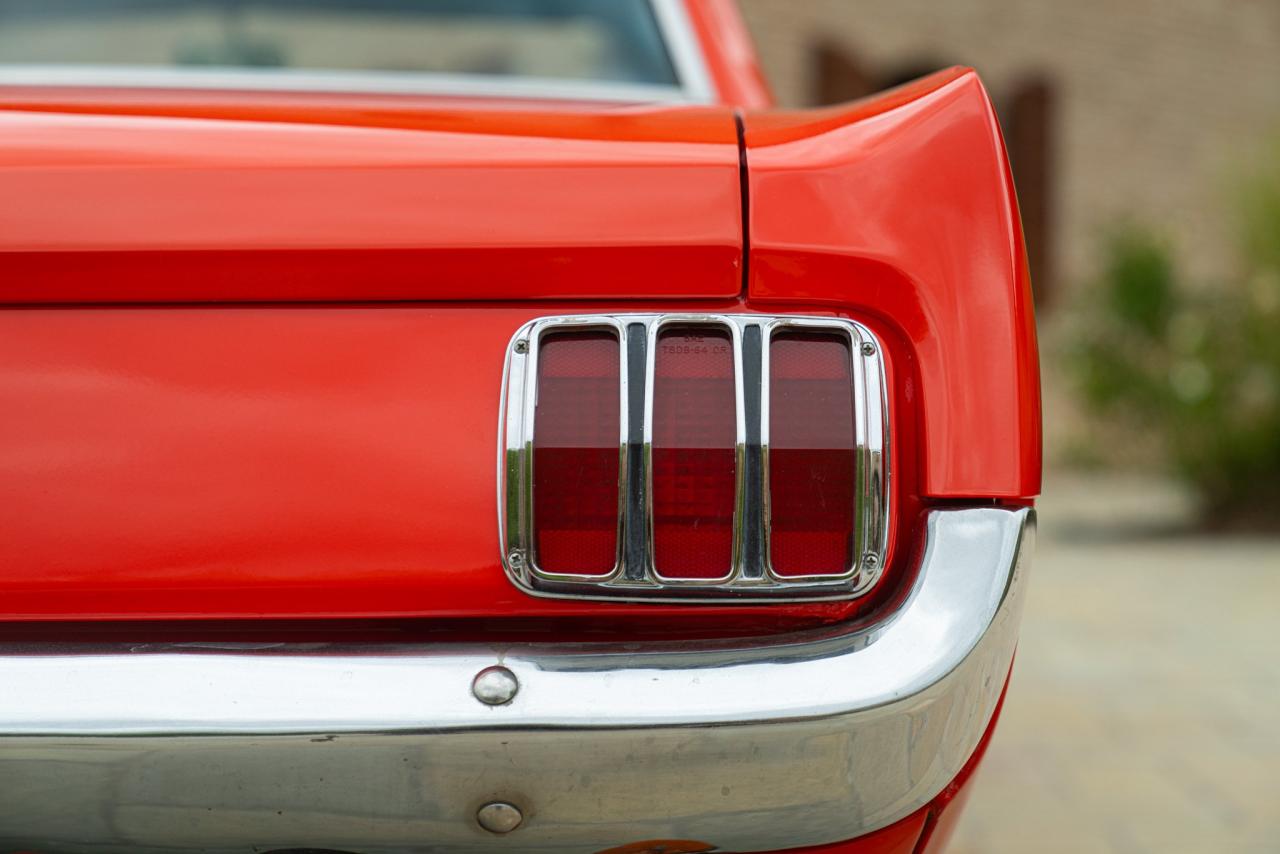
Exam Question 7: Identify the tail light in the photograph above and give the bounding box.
[766,331,858,577]
[532,331,623,576]
[500,314,887,602]
[650,325,738,580]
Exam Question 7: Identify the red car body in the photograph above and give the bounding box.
[0,2,1039,853]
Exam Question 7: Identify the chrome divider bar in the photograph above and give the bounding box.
[861,324,890,572]
[738,324,767,581]
[623,323,650,582]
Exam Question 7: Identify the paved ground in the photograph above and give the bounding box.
[949,473,1280,853]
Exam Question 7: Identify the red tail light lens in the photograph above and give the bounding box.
[651,326,737,579]
[768,331,857,576]
[533,330,621,575]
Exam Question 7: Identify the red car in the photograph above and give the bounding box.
[0,2,1040,852]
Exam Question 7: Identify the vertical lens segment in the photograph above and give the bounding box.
[768,331,857,576]
[533,330,621,575]
[651,326,738,579]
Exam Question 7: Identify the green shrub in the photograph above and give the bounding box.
[1070,189,1280,528]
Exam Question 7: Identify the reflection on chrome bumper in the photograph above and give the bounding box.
[0,508,1032,854]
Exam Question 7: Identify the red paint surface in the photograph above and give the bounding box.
[0,98,741,303]
[0,47,1034,632]
[0,303,914,624]
[744,69,1042,499]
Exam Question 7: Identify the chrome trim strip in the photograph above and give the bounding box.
[0,507,1033,854]
[0,65,701,103]
[500,313,890,602]
[650,0,718,102]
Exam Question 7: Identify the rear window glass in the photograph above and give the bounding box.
[0,0,678,86]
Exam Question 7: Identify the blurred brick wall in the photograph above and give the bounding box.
[736,0,1280,298]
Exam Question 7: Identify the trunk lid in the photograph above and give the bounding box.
[0,91,743,303]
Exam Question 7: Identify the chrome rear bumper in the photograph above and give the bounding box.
[0,507,1032,854]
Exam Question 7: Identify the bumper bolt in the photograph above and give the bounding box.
[477,801,524,834]
[472,665,519,706]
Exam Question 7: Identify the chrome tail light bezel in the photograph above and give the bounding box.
[499,313,889,602]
